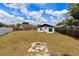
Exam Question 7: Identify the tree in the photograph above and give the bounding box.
[69,4,79,26]
[16,23,21,28]
[0,23,9,27]
[65,19,74,26]
[56,19,74,26]
[22,22,29,25]
[10,24,16,28]
[0,23,4,27]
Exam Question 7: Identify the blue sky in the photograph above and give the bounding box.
[0,3,70,25]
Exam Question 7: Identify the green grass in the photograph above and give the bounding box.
[0,30,79,56]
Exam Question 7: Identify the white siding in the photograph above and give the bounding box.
[0,28,13,36]
[37,27,43,32]
[37,27,55,33]
[47,27,54,33]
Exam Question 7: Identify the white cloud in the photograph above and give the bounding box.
[49,16,62,25]
[45,9,54,15]
[52,9,68,16]
[0,10,11,17]
[4,3,25,9]
[45,9,69,25]
[45,9,68,16]
[3,3,69,25]
[0,10,24,25]
[20,5,48,24]
[0,9,37,25]
[28,10,48,24]
[4,3,48,25]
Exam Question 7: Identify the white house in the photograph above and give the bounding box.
[37,24,55,33]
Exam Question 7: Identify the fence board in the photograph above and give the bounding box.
[56,28,79,39]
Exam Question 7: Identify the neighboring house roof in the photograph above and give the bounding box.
[38,24,54,28]
[20,24,32,28]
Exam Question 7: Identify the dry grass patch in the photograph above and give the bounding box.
[0,31,79,56]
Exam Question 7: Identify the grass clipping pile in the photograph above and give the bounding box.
[27,42,50,56]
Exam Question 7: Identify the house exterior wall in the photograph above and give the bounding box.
[37,27,45,32]
[47,27,54,33]
[37,27,55,33]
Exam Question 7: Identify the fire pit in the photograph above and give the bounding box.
[27,42,50,56]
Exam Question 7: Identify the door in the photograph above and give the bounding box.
[49,28,52,32]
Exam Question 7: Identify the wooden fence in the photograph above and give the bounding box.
[13,27,37,31]
[56,28,79,39]
[13,28,23,31]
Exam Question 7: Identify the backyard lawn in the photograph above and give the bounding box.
[0,30,79,56]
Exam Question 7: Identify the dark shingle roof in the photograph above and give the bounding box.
[38,24,54,27]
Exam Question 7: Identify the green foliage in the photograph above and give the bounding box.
[9,25,16,28]
[69,4,79,26]
[0,23,10,27]
[22,22,29,25]
[0,22,29,28]
[70,4,79,19]
[65,19,74,26]
[57,3,79,26]
[0,23,4,27]
[31,25,37,30]
[73,21,78,26]
[16,23,21,28]
[56,19,75,26]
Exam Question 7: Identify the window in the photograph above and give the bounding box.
[49,28,52,32]
[40,28,42,30]
[45,28,47,29]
